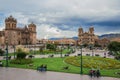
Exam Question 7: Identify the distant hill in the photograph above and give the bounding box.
[98,33,120,39]
[71,37,78,40]
[49,38,62,40]
[49,33,120,41]
[49,37,78,40]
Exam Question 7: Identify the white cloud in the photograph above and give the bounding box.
[36,24,77,39]
[0,0,120,38]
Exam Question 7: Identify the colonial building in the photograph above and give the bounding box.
[78,27,98,45]
[95,38,110,48]
[37,38,76,46]
[0,15,37,45]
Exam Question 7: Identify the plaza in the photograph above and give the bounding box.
[0,48,119,79]
[0,67,119,80]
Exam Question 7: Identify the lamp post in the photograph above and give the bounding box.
[34,43,35,55]
[52,41,55,54]
[80,44,83,74]
[90,44,94,56]
[13,32,16,59]
[70,42,73,53]
[5,39,8,67]
[60,42,63,58]
[13,45,15,59]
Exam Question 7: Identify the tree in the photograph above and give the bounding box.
[108,41,120,52]
[0,49,5,56]
[46,44,56,51]
[83,43,88,47]
[16,48,27,59]
[108,41,120,60]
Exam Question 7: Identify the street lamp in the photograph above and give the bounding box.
[80,44,83,74]
[5,39,9,67]
[70,42,73,53]
[13,45,16,59]
[34,43,36,55]
[89,44,94,56]
[13,32,16,59]
[52,41,55,54]
[60,42,63,58]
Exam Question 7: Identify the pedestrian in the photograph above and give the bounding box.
[104,53,106,58]
[96,70,100,77]
[37,65,41,71]
[93,70,96,77]
[43,64,47,71]
[0,61,3,67]
[40,64,44,72]
[89,70,93,77]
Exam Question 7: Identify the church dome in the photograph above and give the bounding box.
[5,15,17,22]
[28,22,36,27]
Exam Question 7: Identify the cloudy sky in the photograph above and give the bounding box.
[0,0,120,39]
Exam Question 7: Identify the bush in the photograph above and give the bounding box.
[16,51,27,59]
[95,54,100,56]
[10,59,33,64]
[115,55,120,60]
[0,49,5,56]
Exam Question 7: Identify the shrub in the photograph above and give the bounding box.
[0,49,5,56]
[16,51,27,59]
[95,54,100,56]
[115,55,120,60]
[10,59,33,64]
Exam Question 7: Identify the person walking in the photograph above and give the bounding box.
[96,70,100,77]
[89,70,93,77]
[0,61,3,67]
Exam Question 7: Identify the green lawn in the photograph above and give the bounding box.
[2,57,120,78]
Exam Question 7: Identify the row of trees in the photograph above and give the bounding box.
[1,41,120,60]
[107,41,120,60]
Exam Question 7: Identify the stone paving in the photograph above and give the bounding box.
[0,48,114,60]
[0,67,119,80]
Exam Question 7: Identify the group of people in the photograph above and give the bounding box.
[0,61,3,67]
[37,64,47,72]
[89,69,101,78]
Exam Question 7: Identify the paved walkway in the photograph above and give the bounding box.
[0,67,119,80]
[27,49,114,59]
[0,49,114,60]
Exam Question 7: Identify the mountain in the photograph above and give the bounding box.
[49,37,78,40]
[72,37,78,40]
[49,38,62,40]
[98,33,120,39]
[49,33,120,40]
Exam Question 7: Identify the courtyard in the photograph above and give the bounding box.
[0,67,119,80]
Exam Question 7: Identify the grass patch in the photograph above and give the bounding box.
[10,59,33,64]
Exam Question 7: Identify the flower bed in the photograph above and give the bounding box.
[64,56,120,69]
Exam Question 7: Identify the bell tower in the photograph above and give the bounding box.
[78,27,84,45]
[28,22,36,44]
[89,27,94,34]
[5,15,17,30]
[79,27,83,34]
[28,22,36,32]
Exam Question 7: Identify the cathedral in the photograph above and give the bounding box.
[0,15,37,45]
[78,27,98,45]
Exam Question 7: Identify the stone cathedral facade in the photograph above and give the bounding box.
[0,15,37,45]
[78,27,98,45]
